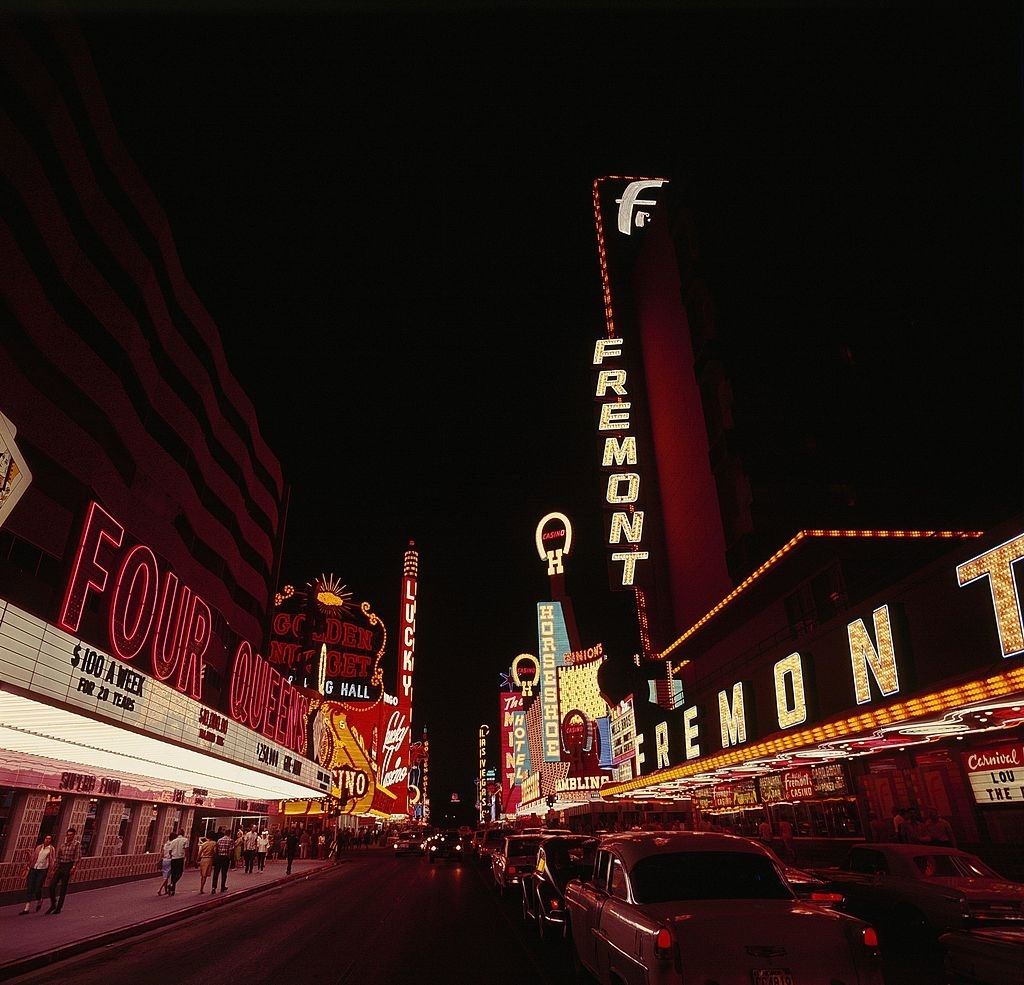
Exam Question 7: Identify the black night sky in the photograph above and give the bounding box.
[25,0,1024,821]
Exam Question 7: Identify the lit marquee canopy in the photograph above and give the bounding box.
[600,528,1024,802]
[0,690,320,801]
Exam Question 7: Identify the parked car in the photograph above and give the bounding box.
[428,829,465,864]
[758,842,846,908]
[521,835,599,940]
[476,826,510,866]
[941,927,1024,985]
[564,831,884,985]
[492,833,543,896]
[809,844,1024,945]
[392,830,423,856]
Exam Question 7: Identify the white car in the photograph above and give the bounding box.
[564,831,884,985]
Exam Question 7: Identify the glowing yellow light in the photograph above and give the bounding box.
[849,605,901,704]
[599,665,1024,798]
[667,529,983,671]
[957,533,1024,658]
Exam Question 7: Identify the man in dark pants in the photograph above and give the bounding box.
[47,825,81,914]
[285,825,300,875]
[213,827,234,892]
[166,827,188,896]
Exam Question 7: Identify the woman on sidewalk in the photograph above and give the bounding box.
[19,835,55,914]
[197,835,216,893]
[157,841,173,896]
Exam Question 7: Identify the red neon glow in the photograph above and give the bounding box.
[176,594,211,699]
[58,501,124,634]
[151,573,190,682]
[108,543,158,661]
[230,640,309,755]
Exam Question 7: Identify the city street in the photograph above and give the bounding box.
[1,850,949,985]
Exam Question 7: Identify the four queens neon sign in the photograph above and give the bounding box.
[59,501,309,756]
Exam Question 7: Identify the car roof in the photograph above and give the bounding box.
[596,831,772,868]
[854,843,972,857]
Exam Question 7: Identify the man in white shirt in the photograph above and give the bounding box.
[243,825,259,874]
[165,827,188,896]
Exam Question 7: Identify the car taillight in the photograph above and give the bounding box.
[550,898,560,909]
[862,927,879,948]
[507,865,517,876]
[809,892,845,904]
[654,926,674,960]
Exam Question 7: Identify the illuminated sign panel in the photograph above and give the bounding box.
[593,337,649,590]
[388,543,418,816]
[501,690,525,816]
[269,575,385,705]
[0,411,32,531]
[478,724,489,822]
[961,742,1024,805]
[756,772,784,804]
[811,762,849,796]
[536,513,573,577]
[537,602,570,761]
[0,597,325,792]
[601,529,1024,796]
[783,767,815,800]
[59,502,211,700]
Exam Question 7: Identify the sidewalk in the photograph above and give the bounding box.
[0,858,334,980]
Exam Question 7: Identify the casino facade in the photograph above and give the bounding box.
[0,17,331,894]
[506,177,1024,877]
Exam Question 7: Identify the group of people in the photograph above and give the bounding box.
[17,825,82,915]
[890,806,956,846]
[17,820,320,915]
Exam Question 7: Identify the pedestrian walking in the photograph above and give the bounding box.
[285,825,299,875]
[243,825,258,873]
[47,825,81,914]
[166,827,188,896]
[256,830,269,871]
[157,841,173,896]
[212,827,234,892]
[19,834,55,914]
[197,834,216,893]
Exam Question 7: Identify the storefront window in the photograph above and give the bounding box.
[143,804,159,853]
[117,804,133,854]
[38,795,62,842]
[0,788,15,858]
[81,799,99,856]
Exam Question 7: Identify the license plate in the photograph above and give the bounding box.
[751,970,793,985]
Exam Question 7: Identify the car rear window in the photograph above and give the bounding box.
[508,837,541,857]
[630,851,792,903]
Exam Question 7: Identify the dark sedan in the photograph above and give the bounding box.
[521,835,599,940]
[809,843,1024,945]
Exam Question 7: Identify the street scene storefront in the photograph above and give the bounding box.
[596,523,1024,877]
[0,500,332,895]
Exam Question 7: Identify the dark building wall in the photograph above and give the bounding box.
[0,16,285,652]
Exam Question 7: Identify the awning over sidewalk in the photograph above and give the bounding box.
[0,690,321,801]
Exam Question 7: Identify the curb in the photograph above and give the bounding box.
[0,862,341,982]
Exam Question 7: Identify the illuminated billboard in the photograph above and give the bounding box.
[269,575,385,704]
[500,689,525,816]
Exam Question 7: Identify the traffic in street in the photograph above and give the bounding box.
[3,838,1004,985]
